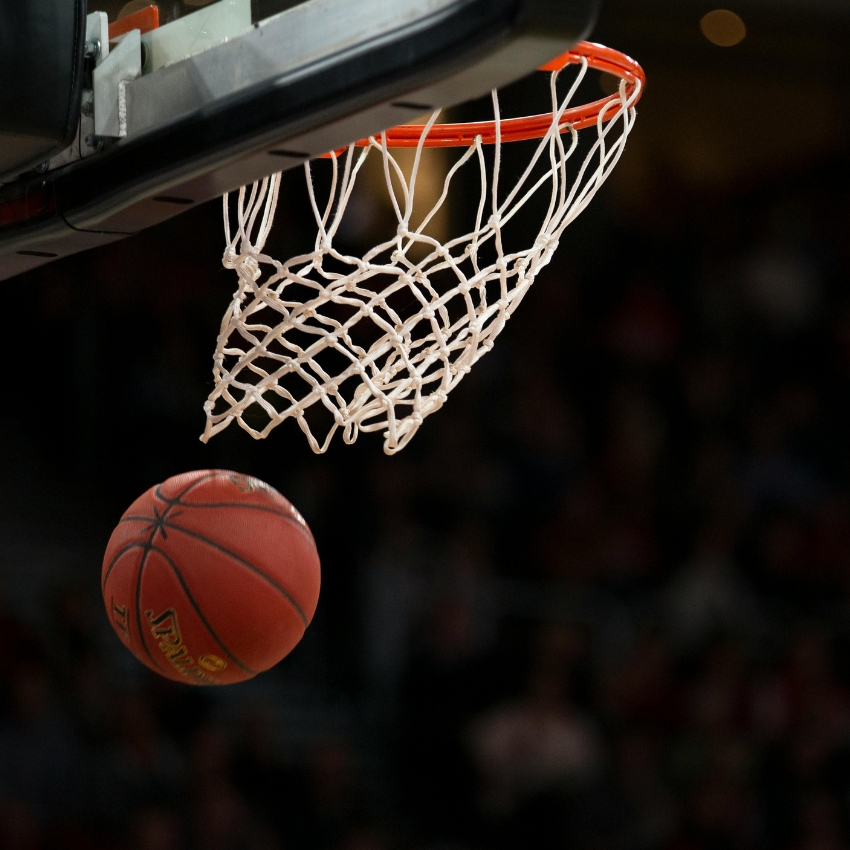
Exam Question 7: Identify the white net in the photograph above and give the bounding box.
[202,56,640,453]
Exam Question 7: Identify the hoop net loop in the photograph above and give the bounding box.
[202,42,644,454]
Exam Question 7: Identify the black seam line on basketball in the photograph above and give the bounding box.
[119,515,158,525]
[102,540,152,591]
[154,471,218,520]
[152,475,315,545]
[135,543,169,675]
[151,473,223,524]
[160,521,309,627]
[138,520,174,674]
[150,500,315,543]
[162,472,228,506]
[149,544,256,676]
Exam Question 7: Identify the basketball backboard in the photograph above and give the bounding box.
[0,0,601,281]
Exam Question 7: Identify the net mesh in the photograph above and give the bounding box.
[202,56,640,453]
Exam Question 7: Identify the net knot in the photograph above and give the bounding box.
[488,213,502,229]
[223,248,239,269]
[240,255,261,281]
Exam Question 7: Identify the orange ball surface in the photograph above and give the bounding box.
[102,470,321,685]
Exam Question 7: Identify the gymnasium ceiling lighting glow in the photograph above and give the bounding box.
[701,9,747,47]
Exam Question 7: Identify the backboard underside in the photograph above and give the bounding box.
[0,0,600,282]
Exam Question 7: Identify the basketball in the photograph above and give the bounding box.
[101,470,321,686]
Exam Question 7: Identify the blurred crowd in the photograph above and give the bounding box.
[1,141,850,850]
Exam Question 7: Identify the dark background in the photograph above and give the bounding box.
[2,1,850,848]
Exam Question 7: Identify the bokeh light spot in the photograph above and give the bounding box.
[700,9,747,47]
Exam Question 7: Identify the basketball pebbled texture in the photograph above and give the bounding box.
[102,470,321,686]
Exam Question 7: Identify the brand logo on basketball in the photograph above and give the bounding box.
[145,608,217,684]
[228,473,271,494]
[112,599,129,637]
[199,654,227,672]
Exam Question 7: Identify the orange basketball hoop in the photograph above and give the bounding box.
[345,42,645,149]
